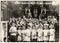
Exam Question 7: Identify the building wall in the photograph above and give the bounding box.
[1,1,59,21]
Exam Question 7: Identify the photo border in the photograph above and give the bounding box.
[0,0,59,43]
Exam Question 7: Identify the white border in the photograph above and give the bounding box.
[0,0,59,43]
[1,0,53,1]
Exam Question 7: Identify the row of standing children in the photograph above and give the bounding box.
[9,16,57,42]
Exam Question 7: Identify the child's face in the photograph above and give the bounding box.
[12,23,15,26]
[23,26,25,30]
[17,21,19,24]
[50,24,54,29]
[44,25,48,29]
[19,27,21,30]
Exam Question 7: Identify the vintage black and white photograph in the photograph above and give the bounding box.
[0,0,59,42]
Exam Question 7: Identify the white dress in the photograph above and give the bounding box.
[17,30,21,41]
[37,28,43,41]
[43,29,49,41]
[21,30,26,41]
[31,29,37,39]
[9,26,17,36]
[49,29,55,41]
[24,29,31,41]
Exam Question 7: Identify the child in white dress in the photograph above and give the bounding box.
[37,25,43,41]
[31,25,37,41]
[24,25,31,41]
[9,23,17,42]
[21,26,26,41]
[49,24,55,41]
[17,26,22,42]
[43,22,49,42]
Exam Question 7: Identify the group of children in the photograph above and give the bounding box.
[8,16,57,42]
